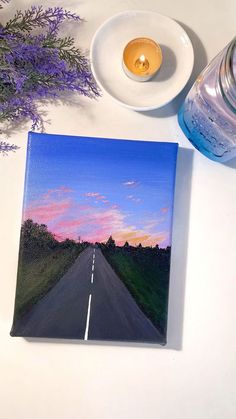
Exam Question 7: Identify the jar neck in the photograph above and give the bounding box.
[219,37,236,113]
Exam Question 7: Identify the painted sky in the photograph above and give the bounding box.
[23,133,178,247]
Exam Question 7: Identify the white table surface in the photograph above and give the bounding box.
[0,1,236,419]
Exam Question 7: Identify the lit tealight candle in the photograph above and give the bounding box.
[135,54,149,71]
[122,37,162,82]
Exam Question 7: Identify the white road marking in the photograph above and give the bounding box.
[84,294,92,340]
[91,273,94,284]
[93,254,95,260]
[92,264,94,272]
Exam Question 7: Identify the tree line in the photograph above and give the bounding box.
[20,220,170,260]
[20,219,88,260]
[97,235,171,254]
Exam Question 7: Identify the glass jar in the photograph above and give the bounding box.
[178,37,236,162]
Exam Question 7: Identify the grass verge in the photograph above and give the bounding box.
[12,246,82,323]
[102,247,170,335]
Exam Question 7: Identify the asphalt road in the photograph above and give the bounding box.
[12,246,163,342]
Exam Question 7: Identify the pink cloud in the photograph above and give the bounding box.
[23,189,168,246]
[144,217,165,230]
[54,219,82,230]
[42,186,72,200]
[79,209,124,243]
[112,229,168,247]
[85,192,100,197]
[126,195,142,203]
[62,206,167,246]
[53,206,126,243]
[161,207,169,214]
[84,192,108,203]
[60,186,73,193]
[85,192,106,199]
[24,200,71,224]
[23,186,73,226]
[123,180,139,187]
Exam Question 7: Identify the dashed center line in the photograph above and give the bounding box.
[84,250,96,340]
[84,294,92,340]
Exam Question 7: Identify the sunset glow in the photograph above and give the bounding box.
[23,134,178,247]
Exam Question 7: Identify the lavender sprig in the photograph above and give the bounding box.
[0,0,9,10]
[0,2,100,148]
[4,6,82,34]
[0,140,19,155]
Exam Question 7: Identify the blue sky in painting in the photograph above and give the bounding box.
[23,133,178,247]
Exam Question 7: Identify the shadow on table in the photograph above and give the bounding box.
[165,147,193,350]
[152,44,177,82]
[137,22,207,119]
[224,156,236,169]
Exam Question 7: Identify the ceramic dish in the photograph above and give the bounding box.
[90,10,194,111]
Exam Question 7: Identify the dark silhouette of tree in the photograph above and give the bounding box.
[155,244,159,250]
[138,243,142,248]
[124,241,130,248]
[106,235,116,248]
[20,219,89,261]
[60,238,77,248]
[21,219,57,250]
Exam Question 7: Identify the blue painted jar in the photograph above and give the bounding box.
[178,37,236,162]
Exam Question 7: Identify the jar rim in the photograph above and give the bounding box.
[228,37,236,84]
[219,37,236,113]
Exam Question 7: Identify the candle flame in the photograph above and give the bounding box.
[135,54,149,72]
[139,54,146,63]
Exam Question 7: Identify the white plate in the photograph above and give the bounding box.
[90,10,194,111]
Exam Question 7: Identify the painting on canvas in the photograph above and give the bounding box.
[11,133,178,344]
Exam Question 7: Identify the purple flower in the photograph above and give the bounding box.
[0,141,19,155]
[0,2,100,144]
